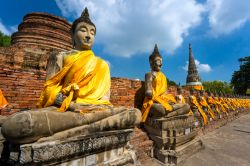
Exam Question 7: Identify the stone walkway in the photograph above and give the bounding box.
[143,113,250,166]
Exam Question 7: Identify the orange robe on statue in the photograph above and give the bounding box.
[141,72,176,122]
[0,89,8,110]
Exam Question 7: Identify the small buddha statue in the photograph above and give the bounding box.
[224,93,236,111]
[141,44,190,122]
[188,89,208,125]
[176,85,185,104]
[218,92,230,112]
[197,90,216,121]
[207,90,221,118]
[214,91,228,116]
[1,8,141,144]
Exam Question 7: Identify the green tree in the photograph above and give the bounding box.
[0,31,11,47]
[202,81,233,94]
[231,56,250,95]
[167,79,177,86]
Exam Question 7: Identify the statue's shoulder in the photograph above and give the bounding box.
[58,50,79,59]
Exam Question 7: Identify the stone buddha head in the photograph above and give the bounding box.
[71,7,96,50]
[149,44,162,72]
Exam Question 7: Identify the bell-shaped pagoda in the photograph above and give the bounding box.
[186,44,203,90]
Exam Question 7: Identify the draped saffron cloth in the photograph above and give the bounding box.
[190,96,208,125]
[141,72,176,122]
[0,89,8,109]
[199,97,216,120]
[37,50,111,112]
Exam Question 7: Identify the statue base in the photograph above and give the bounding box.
[154,138,203,165]
[1,129,137,166]
[144,115,203,165]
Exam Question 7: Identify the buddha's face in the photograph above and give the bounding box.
[150,56,162,72]
[73,22,96,50]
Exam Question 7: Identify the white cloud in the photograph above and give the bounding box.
[0,21,11,35]
[55,0,205,57]
[0,19,17,36]
[206,0,250,36]
[183,59,211,73]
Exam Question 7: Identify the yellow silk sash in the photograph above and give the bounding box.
[199,97,216,120]
[0,89,8,109]
[37,50,111,112]
[191,96,208,125]
[141,72,176,122]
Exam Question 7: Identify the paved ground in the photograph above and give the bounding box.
[144,113,250,166]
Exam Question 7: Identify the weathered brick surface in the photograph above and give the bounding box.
[0,66,46,114]
[12,12,72,51]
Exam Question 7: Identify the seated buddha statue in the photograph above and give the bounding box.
[141,44,190,122]
[176,86,185,104]
[197,90,216,121]
[176,85,193,115]
[218,92,231,112]
[188,89,208,125]
[1,8,141,144]
[223,93,236,111]
[207,90,221,118]
[214,92,228,116]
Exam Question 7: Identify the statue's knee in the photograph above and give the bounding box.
[150,103,166,116]
[1,112,33,143]
[183,104,190,112]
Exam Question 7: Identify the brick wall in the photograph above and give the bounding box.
[0,66,46,115]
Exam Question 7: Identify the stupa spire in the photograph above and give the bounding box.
[186,44,202,89]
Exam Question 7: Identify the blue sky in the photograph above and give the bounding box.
[0,0,249,85]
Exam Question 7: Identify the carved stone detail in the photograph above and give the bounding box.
[6,129,133,165]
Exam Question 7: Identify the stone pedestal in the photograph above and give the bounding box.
[1,129,137,166]
[145,115,204,165]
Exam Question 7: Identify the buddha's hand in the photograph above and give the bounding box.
[145,90,153,99]
[54,92,67,106]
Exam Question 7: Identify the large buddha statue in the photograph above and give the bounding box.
[141,44,190,122]
[1,8,141,144]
